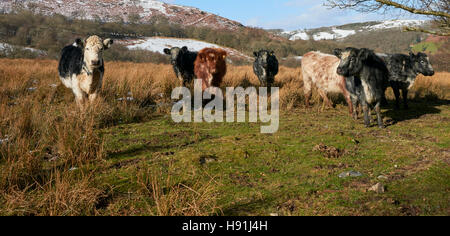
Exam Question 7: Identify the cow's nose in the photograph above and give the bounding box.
[92,60,100,66]
[430,70,435,76]
[337,67,343,74]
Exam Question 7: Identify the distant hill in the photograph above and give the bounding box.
[0,0,244,31]
[279,20,429,41]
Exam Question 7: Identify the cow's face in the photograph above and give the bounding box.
[83,36,113,69]
[411,52,434,76]
[254,50,274,69]
[198,49,227,74]
[164,46,188,65]
[334,48,369,77]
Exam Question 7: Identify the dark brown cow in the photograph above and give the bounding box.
[194,48,227,91]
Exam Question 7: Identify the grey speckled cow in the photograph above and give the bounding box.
[377,52,435,109]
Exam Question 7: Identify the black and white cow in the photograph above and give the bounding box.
[164,46,198,86]
[377,52,435,109]
[335,47,389,128]
[253,50,279,87]
[58,36,113,106]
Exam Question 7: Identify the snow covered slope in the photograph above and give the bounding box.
[120,37,251,62]
[282,20,428,41]
[0,43,46,55]
[0,0,244,31]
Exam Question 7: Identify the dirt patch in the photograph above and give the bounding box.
[110,158,143,169]
[314,163,354,170]
[313,143,345,158]
[229,172,254,187]
[278,199,297,213]
[400,205,422,216]
[199,155,218,165]
[166,131,192,138]
[389,158,433,181]
[399,133,416,140]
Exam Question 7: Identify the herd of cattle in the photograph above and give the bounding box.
[58,35,435,128]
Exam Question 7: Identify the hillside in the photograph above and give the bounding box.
[0,0,244,31]
[0,3,447,70]
[280,20,429,41]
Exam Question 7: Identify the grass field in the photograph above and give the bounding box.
[0,59,449,216]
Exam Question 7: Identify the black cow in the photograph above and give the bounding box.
[377,52,435,109]
[164,46,198,86]
[334,47,389,128]
[253,50,279,87]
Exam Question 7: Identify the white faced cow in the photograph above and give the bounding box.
[58,36,113,107]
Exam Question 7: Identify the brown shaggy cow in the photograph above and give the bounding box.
[302,51,354,116]
[194,48,227,91]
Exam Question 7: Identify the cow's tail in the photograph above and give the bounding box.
[302,66,313,107]
[302,67,312,95]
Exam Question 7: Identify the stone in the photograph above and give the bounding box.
[369,183,385,193]
[338,171,363,178]
[377,175,388,180]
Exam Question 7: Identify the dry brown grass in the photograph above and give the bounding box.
[0,58,447,215]
[136,162,220,216]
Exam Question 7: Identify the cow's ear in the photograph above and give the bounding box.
[198,53,205,62]
[103,38,113,50]
[358,48,371,61]
[163,48,171,55]
[74,38,84,48]
[181,46,188,53]
[418,52,427,58]
[333,48,342,58]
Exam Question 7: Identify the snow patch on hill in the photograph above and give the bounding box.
[283,20,427,41]
[0,43,46,55]
[138,0,171,17]
[121,37,251,61]
[365,20,426,31]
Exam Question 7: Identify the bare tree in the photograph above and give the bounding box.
[325,0,450,36]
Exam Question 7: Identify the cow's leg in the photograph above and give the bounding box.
[375,103,384,128]
[318,90,332,110]
[75,91,88,109]
[363,103,371,128]
[342,89,354,116]
[401,88,409,110]
[72,81,87,108]
[381,87,389,107]
[392,86,401,110]
[89,92,98,103]
[351,96,359,120]
[304,90,312,108]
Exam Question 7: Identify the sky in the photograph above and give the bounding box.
[161,0,416,31]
